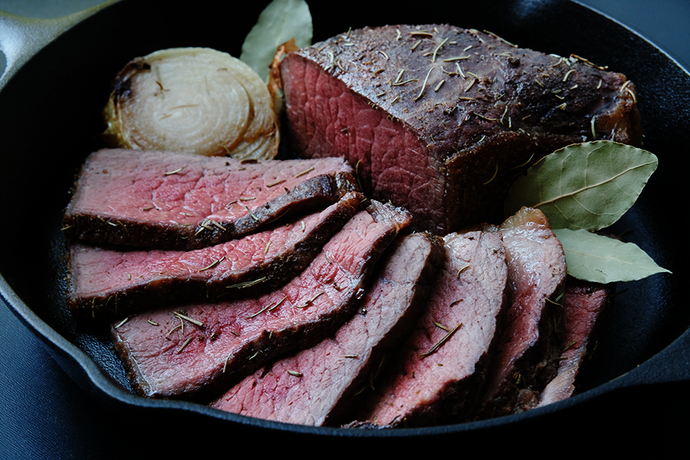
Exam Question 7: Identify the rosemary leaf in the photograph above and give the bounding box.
[173,311,204,327]
[419,323,462,358]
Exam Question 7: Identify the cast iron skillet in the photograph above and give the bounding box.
[1,0,689,444]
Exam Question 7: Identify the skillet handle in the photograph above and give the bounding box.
[0,1,118,92]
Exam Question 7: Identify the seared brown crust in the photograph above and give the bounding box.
[295,25,640,150]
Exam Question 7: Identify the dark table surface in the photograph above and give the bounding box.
[1,1,689,457]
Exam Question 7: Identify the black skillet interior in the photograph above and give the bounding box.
[1,0,689,437]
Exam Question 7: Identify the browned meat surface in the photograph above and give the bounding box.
[280,24,642,234]
[66,192,363,321]
[537,277,611,407]
[210,232,444,426]
[476,207,567,418]
[64,149,357,250]
[110,200,411,401]
[352,230,507,428]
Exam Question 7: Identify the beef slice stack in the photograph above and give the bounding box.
[65,148,431,404]
[332,207,604,427]
[351,229,508,427]
[475,207,568,418]
[67,191,363,319]
[64,153,609,426]
[279,24,642,234]
[64,149,363,321]
[210,232,445,426]
[109,199,412,401]
[203,207,578,427]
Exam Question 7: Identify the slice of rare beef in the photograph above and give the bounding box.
[537,277,611,407]
[64,149,357,250]
[67,191,363,321]
[110,200,411,401]
[351,230,507,428]
[210,232,444,426]
[279,24,642,234]
[476,207,567,419]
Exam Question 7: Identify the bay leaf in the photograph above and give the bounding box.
[240,0,313,82]
[553,228,671,283]
[504,141,658,231]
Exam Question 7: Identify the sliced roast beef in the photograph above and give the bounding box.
[351,230,507,428]
[279,24,642,234]
[537,277,611,407]
[210,232,444,426]
[475,207,567,418]
[110,200,411,401]
[67,191,363,321]
[63,149,357,250]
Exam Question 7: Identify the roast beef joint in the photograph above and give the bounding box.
[60,22,629,428]
[279,24,641,234]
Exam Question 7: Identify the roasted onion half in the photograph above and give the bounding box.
[102,47,280,160]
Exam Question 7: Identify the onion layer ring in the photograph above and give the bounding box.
[103,47,279,159]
